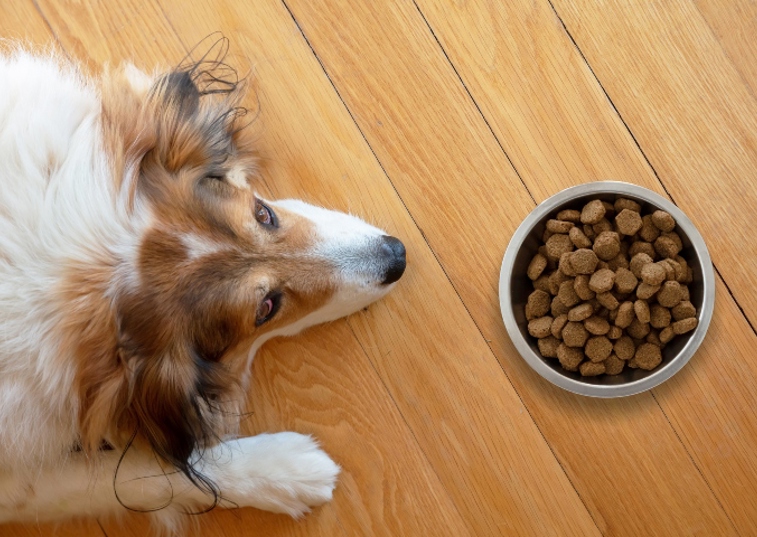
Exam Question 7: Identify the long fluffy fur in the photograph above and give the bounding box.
[0,42,405,531]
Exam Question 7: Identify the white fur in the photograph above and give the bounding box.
[0,50,401,530]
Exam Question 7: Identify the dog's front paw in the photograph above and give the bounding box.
[208,432,340,517]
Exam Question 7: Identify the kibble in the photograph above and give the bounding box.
[526,290,551,320]
[528,316,553,338]
[524,196,700,377]
[580,200,606,224]
[634,343,663,370]
[584,316,610,335]
[593,231,621,261]
[657,281,683,308]
[589,268,615,293]
[615,209,643,235]
[551,314,569,340]
[614,267,638,294]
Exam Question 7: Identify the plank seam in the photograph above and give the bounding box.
[546,1,744,533]
[29,0,67,56]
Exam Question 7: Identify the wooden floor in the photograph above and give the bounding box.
[3,0,757,535]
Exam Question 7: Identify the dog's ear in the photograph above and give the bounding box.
[125,340,233,491]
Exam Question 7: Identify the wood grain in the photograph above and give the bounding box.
[695,0,757,97]
[283,0,739,534]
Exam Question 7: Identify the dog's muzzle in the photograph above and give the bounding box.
[379,236,406,285]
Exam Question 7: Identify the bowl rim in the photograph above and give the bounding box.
[499,181,715,397]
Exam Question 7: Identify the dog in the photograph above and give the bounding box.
[0,43,405,531]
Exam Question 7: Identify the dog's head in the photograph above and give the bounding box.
[80,55,404,494]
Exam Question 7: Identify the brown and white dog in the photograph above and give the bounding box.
[0,44,405,530]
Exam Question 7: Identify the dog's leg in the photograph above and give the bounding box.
[0,433,339,522]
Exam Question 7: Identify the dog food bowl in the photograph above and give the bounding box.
[499,181,715,397]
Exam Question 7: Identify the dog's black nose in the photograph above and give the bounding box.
[380,235,406,285]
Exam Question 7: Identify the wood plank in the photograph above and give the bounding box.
[410,0,757,533]
[155,1,601,535]
[34,2,474,536]
[551,0,757,327]
[282,0,739,534]
[0,4,107,537]
[694,0,757,97]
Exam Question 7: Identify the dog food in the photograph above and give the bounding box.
[524,197,699,376]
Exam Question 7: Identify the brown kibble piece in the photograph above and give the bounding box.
[630,252,654,278]
[604,354,625,375]
[583,225,596,241]
[646,330,662,347]
[557,209,581,222]
[615,208,643,235]
[571,248,599,274]
[538,336,561,358]
[562,321,589,347]
[636,282,660,300]
[545,233,574,261]
[526,290,551,320]
[574,274,596,301]
[629,241,656,259]
[615,301,635,328]
[533,274,551,293]
[568,303,594,322]
[634,300,651,323]
[589,268,615,293]
[559,252,577,277]
[614,336,635,360]
[546,219,574,234]
[627,319,651,340]
[593,218,613,235]
[672,301,696,320]
[641,263,666,286]
[607,325,623,339]
[569,226,592,248]
[580,199,606,224]
[639,214,661,242]
[672,317,698,335]
[527,253,548,280]
[614,267,638,294]
[551,296,570,316]
[551,314,569,339]
[584,316,610,335]
[528,316,554,338]
[558,280,581,308]
[593,231,621,261]
[585,336,613,362]
[607,254,630,272]
[681,284,691,301]
[634,343,663,370]
[596,292,620,310]
[548,270,570,295]
[657,281,683,308]
[615,198,642,213]
[650,305,672,329]
[651,210,676,232]
[580,361,606,377]
[557,344,584,371]
[660,326,675,344]
[654,234,682,259]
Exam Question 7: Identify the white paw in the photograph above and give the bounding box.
[206,433,340,518]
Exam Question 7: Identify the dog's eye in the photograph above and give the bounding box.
[254,200,278,228]
[256,292,281,326]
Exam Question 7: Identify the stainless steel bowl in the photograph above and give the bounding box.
[499,182,715,397]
